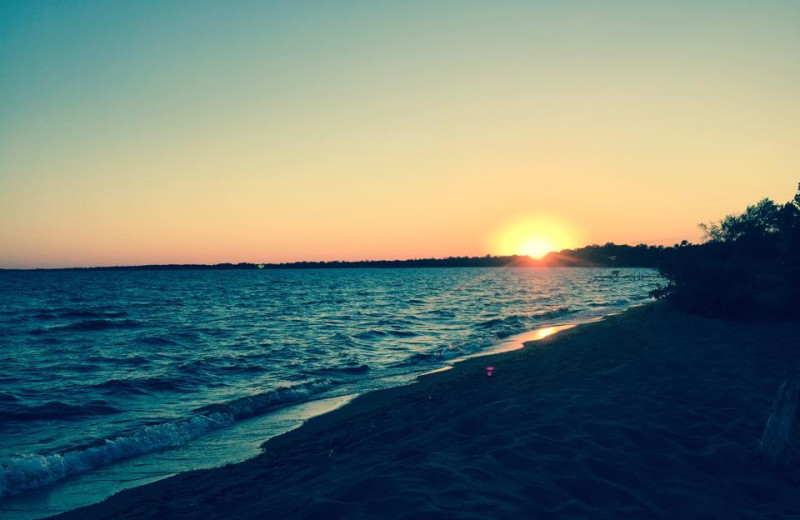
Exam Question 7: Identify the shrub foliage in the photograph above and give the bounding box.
[651,185,800,320]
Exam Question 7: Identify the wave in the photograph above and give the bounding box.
[84,354,151,366]
[425,309,456,317]
[388,329,418,337]
[404,336,494,365]
[30,319,143,334]
[0,392,20,403]
[194,379,335,420]
[32,309,128,320]
[477,315,525,329]
[138,336,181,347]
[177,353,277,376]
[478,307,574,329]
[0,400,121,423]
[353,328,420,340]
[90,376,186,395]
[404,307,580,365]
[0,379,334,498]
[304,363,370,376]
[53,362,102,374]
[530,307,576,320]
[353,329,388,340]
[0,414,231,498]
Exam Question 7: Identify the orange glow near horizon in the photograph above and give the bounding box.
[490,217,579,259]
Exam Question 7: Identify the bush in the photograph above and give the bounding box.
[651,185,800,321]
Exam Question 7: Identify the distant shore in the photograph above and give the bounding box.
[53,303,800,519]
[0,243,678,271]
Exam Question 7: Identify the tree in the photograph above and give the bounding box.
[652,185,800,321]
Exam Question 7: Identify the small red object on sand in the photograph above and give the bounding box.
[486,366,495,377]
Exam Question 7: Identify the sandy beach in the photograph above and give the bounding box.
[51,303,800,519]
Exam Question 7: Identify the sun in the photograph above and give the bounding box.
[489,216,579,260]
[520,238,556,259]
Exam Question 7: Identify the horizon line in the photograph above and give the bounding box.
[0,243,684,271]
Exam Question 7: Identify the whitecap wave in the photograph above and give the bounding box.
[0,379,333,498]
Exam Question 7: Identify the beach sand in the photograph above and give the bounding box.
[52,303,800,519]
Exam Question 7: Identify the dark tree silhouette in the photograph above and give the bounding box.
[652,184,800,321]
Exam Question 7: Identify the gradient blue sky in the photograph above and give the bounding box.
[1,1,798,267]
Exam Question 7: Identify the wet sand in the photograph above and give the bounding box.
[52,303,800,519]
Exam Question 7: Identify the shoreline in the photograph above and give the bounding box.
[0,302,613,519]
[4,316,586,519]
[52,302,800,519]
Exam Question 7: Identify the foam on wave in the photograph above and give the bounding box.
[0,379,333,498]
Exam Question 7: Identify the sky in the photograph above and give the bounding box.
[1,1,798,268]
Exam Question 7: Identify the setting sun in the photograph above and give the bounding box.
[520,238,556,259]
[489,217,580,259]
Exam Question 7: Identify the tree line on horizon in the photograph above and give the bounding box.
[8,244,682,271]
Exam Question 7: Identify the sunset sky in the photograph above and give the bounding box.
[1,1,798,268]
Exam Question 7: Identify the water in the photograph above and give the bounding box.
[0,267,660,517]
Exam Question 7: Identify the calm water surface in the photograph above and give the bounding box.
[0,268,660,516]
